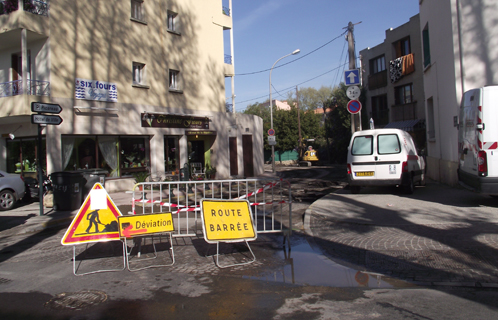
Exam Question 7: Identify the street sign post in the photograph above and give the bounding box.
[344,69,360,86]
[31,102,62,114]
[346,85,361,100]
[347,100,362,114]
[31,114,63,125]
[268,135,276,146]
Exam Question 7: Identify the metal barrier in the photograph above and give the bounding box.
[131,178,292,239]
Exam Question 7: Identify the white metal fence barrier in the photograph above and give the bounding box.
[131,178,292,239]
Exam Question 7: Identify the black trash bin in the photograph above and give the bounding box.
[51,171,84,211]
[80,169,108,200]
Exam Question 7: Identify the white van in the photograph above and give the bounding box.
[347,128,425,194]
[458,86,498,195]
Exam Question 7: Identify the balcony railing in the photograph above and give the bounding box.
[224,54,232,64]
[0,80,50,97]
[391,102,417,122]
[24,0,48,16]
[368,70,388,90]
[0,0,48,16]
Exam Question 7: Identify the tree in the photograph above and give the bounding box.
[324,83,367,163]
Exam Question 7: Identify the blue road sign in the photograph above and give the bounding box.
[347,100,362,114]
[344,69,360,86]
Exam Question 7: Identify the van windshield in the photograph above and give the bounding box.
[351,135,373,155]
[378,134,401,154]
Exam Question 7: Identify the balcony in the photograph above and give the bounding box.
[0,79,50,97]
[0,0,49,17]
[367,70,387,90]
[391,102,417,122]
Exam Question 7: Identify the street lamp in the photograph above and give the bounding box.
[269,49,300,173]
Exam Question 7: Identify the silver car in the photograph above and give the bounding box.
[0,170,26,211]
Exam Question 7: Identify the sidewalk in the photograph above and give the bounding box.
[305,181,498,287]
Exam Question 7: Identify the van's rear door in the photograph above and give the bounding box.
[481,87,498,177]
[374,133,403,180]
[350,134,376,181]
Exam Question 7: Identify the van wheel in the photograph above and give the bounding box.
[403,175,414,194]
[350,186,361,194]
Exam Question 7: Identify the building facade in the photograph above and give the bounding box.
[0,0,263,192]
[360,14,426,150]
[419,0,498,186]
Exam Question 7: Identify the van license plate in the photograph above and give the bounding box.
[355,171,374,177]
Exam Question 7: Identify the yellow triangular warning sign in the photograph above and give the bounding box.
[61,183,123,245]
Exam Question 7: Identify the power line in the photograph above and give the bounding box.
[234,31,348,76]
[235,62,349,108]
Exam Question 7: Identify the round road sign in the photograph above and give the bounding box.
[346,86,361,100]
[347,100,362,114]
[268,128,275,136]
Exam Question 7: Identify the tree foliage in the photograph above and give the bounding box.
[241,84,365,163]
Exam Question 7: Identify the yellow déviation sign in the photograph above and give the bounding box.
[201,199,256,243]
[118,213,174,238]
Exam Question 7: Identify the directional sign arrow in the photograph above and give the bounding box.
[347,72,357,83]
[31,102,62,114]
[123,224,147,238]
[31,114,63,125]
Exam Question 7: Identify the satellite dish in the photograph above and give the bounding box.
[9,133,14,140]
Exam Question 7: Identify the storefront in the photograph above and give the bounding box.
[1,104,263,193]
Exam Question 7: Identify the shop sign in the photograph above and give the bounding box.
[141,113,209,129]
[186,130,217,136]
[75,78,118,102]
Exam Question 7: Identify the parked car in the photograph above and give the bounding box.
[0,170,26,211]
[347,128,426,194]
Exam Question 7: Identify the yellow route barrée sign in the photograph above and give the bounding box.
[201,199,256,243]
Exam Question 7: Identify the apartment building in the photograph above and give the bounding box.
[419,0,498,186]
[359,14,426,150]
[0,0,262,192]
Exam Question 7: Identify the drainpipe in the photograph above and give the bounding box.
[456,0,465,95]
[230,0,236,113]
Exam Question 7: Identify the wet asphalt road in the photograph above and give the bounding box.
[1,165,498,319]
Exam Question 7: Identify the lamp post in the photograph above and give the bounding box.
[269,49,300,173]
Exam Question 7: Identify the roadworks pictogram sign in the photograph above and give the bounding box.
[61,183,122,245]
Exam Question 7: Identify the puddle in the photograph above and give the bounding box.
[248,239,412,288]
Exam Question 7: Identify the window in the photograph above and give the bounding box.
[6,137,46,174]
[133,62,145,85]
[351,135,373,155]
[61,135,150,178]
[395,84,413,105]
[423,24,431,68]
[370,55,386,74]
[378,134,401,154]
[371,95,388,125]
[167,11,178,32]
[169,69,180,90]
[131,0,144,21]
[427,97,436,140]
[394,37,411,58]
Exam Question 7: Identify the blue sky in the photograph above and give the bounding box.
[226,0,420,111]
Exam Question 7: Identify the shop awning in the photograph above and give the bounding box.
[383,119,422,132]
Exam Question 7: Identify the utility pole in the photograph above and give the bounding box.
[296,86,303,159]
[346,21,362,133]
